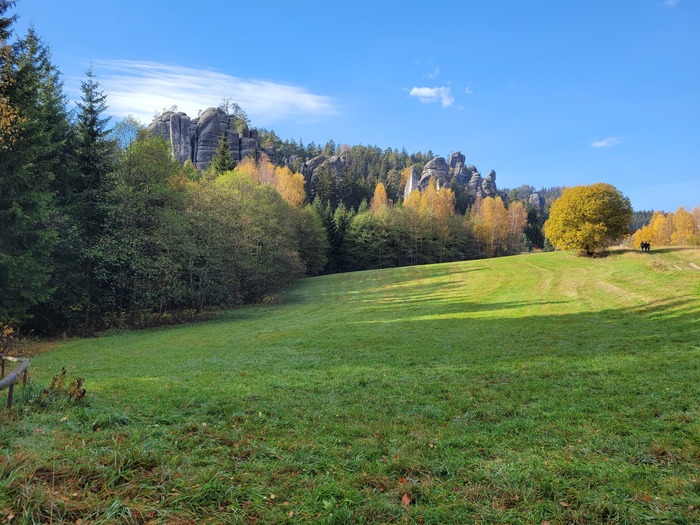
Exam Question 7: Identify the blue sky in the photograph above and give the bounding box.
[12,0,700,212]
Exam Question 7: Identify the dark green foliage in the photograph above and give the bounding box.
[184,172,305,311]
[209,131,235,175]
[96,135,185,326]
[295,206,329,276]
[0,1,15,40]
[0,28,63,324]
[254,132,429,209]
[65,66,116,330]
[631,209,655,231]
[344,212,392,270]
[524,207,545,249]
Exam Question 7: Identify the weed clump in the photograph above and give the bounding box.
[33,367,87,406]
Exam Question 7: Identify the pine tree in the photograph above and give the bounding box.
[209,131,235,175]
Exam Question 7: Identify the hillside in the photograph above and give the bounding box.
[3,249,700,523]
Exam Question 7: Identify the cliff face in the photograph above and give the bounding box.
[149,110,541,209]
[403,151,499,202]
[148,108,260,170]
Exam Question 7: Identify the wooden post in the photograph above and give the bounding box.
[7,382,14,409]
[23,367,28,386]
[1,357,4,379]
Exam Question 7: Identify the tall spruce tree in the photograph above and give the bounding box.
[73,66,115,328]
[209,131,235,175]
[0,27,65,324]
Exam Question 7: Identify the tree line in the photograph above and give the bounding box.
[632,206,700,248]
[0,7,328,334]
[0,3,542,335]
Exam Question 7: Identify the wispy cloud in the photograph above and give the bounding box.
[425,66,440,79]
[409,86,454,108]
[93,60,337,125]
[592,136,622,148]
[664,0,679,7]
[465,86,473,95]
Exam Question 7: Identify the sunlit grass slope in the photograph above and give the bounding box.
[2,248,700,524]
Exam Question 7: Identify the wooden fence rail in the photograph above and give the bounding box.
[0,356,29,409]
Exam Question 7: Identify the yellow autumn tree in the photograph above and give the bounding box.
[647,212,672,246]
[257,152,277,186]
[670,206,697,246]
[275,165,305,207]
[544,183,632,255]
[370,182,389,214]
[235,156,259,183]
[471,196,510,257]
[0,8,22,150]
[507,200,528,253]
[403,189,422,211]
[634,206,700,247]
[400,167,412,185]
[632,224,656,248]
[234,154,306,206]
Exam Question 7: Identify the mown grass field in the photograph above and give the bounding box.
[2,248,700,524]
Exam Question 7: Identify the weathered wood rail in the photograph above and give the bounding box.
[0,356,29,409]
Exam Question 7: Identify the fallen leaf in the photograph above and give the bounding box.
[401,493,411,508]
[282,501,290,506]
[542,521,550,525]
[400,477,407,484]
[60,416,68,422]
[428,443,434,449]
[559,501,569,507]
[33,427,43,433]
[288,511,294,517]
[7,515,15,522]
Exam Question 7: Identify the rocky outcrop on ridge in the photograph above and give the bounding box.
[148,108,260,170]
[403,151,499,203]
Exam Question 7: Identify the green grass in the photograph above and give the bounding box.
[2,248,700,524]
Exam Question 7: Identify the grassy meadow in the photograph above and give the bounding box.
[2,248,700,524]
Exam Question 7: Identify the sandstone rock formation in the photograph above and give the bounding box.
[148,107,261,171]
[403,166,421,200]
[528,192,544,209]
[404,151,498,203]
[300,154,348,187]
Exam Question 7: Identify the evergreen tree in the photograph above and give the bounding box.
[209,131,235,174]
[0,27,64,324]
[73,66,115,328]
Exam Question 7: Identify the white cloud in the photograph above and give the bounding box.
[465,86,473,95]
[409,86,454,108]
[591,137,622,148]
[93,60,337,125]
[664,0,679,7]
